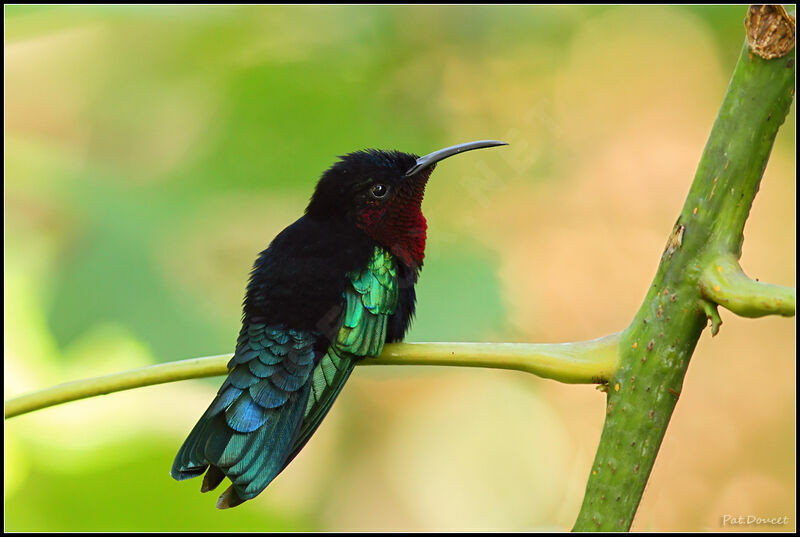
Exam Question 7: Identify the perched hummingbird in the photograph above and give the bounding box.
[171,140,507,508]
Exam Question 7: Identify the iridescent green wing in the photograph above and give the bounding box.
[283,248,398,465]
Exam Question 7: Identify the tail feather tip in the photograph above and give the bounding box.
[216,485,247,509]
[201,465,226,493]
[171,464,207,481]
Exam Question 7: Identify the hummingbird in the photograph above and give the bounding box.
[171,140,508,508]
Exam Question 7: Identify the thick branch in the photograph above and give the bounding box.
[4,335,620,419]
[573,6,795,531]
[700,255,796,317]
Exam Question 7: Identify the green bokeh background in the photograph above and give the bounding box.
[5,5,795,531]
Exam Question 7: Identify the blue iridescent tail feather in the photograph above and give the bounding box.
[171,325,317,508]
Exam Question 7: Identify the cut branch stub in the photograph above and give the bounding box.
[746,4,796,60]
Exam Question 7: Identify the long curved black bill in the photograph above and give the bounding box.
[404,140,508,177]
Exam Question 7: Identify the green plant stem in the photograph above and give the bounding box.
[700,255,796,317]
[4,335,620,419]
[4,355,231,420]
[370,336,620,382]
[572,13,795,531]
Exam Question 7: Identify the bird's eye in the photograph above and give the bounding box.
[370,184,389,199]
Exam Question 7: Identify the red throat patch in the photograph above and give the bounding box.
[357,172,430,269]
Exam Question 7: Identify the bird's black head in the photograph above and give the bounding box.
[306,149,418,221]
[306,141,507,268]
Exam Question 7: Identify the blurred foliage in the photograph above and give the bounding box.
[4,5,795,531]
